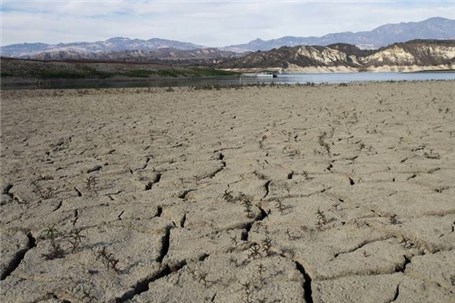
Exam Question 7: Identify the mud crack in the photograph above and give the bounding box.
[295,261,314,303]
[206,165,225,179]
[74,187,82,197]
[180,213,187,228]
[333,236,394,259]
[145,173,162,191]
[395,255,411,273]
[241,222,253,241]
[140,156,152,170]
[241,206,269,241]
[389,284,400,303]
[178,189,196,200]
[3,184,14,198]
[3,183,23,203]
[115,260,187,303]
[72,209,79,226]
[118,210,125,221]
[262,180,272,199]
[1,232,37,280]
[86,165,102,174]
[52,201,63,212]
[105,190,123,201]
[145,182,153,191]
[153,173,162,183]
[157,226,172,263]
[155,206,163,218]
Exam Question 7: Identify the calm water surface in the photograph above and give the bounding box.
[275,72,455,84]
[276,72,455,84]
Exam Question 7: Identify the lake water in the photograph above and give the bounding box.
[274,72,455,84]
[2,72,454,90]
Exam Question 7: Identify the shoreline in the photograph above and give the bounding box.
[2,73,454,90]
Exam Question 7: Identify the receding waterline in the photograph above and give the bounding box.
[2,72,454,90]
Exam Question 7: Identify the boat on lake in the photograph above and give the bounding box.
[256,71,278,78]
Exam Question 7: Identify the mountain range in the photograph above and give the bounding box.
[224,17,455,51]
[2,40,454,80]
[1,37,204,58]
[1,17,454,60]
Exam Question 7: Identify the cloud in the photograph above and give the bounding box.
[1,0,454,46]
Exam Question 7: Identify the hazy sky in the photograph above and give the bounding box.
[1,0,454,46]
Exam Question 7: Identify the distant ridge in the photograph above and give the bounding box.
[223,17,455,52]
[1,17,454,59]
[26,48,237,62]
[1,37,204,58]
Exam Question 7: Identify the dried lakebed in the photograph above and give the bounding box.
[1,82,454,302]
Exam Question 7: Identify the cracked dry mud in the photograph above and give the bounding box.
[1,81,454,303]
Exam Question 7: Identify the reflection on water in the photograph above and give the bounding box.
[2,72,454,90]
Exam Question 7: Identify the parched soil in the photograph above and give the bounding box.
[1,81,454,302]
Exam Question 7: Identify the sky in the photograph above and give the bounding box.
[1,0,454,47]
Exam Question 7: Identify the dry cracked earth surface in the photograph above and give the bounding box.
[1,81,454,303]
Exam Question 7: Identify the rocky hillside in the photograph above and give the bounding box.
[218,40,455,72]
[361,40,455,67]
[218,45,359,70]
[27,47,237,62]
